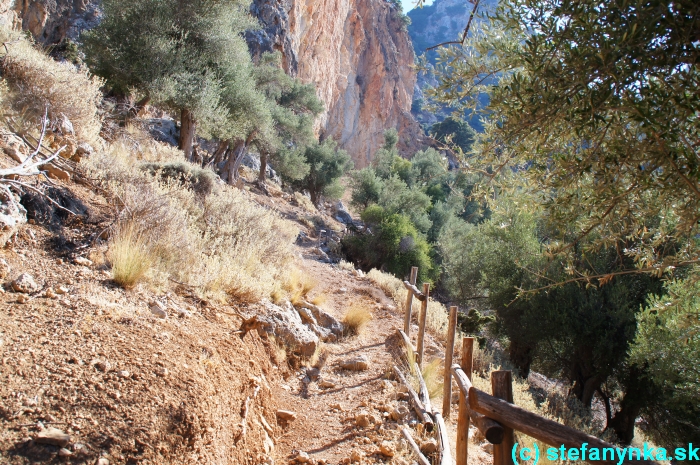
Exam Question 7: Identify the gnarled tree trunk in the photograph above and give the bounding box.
[179,108,197,162]
[258,151,268,183]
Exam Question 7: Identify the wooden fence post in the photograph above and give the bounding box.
[442,306,458,418]
[491,371,515,465]
[416,283,430,368]
[456,337,473,465]
[403,266,419,336]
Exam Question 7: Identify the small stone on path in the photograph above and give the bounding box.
[339,355,369,371]
[12,273,39,293]
[34,427,70,447]
[277,410,297,421]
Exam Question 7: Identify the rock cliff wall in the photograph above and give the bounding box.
[243,0,427,167]
[2,0,425,167]
[0,0,100,44]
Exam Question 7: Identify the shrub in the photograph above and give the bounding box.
[86,141,297,300]
[140,161,217,197]
[342,303,373,336]
[343,209,434,283]
[0,27,103,143]
[109,222,154,289]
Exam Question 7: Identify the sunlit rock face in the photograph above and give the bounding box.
[249,0,426,167]
[0,0,101,44]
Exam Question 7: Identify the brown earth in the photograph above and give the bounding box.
[0,167,491,465]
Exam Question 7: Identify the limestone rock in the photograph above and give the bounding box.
[73,142,94,162]
[302,302,344,337]
[40,163,70,181]
[350,450,363,463]
[379,441,396,457]
[0,258,11,279]
[1,134,29,163]
[149,301,168,319]
[0,186,27,247]
[339,355,369,371]
[333,201,354,224]
[12,273,39,294]
[276,410,297,421]
[34,427,70,447]
[355,411,370,427]
[261,301,319,357]
[295,451,310,463]
[73,256,93,267]
[246,0,425,167]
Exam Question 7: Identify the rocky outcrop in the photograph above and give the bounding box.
[0,0,101,44]
[249,0,426,167]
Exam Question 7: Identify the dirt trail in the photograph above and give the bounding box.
[273,257,409,464]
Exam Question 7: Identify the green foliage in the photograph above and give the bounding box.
[429,0,700,282]
[349,168,383,209]
[430,117,477,155]
[629,277,700,450]
[457,308,494,346]
[83,0,260,140]
[291,139,353,204]
[344,207,434,283]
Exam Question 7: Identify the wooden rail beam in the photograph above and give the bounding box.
[455,338,472,465]
[442,306,458,418]
[468,388,657,465]
[403,280,426,301]
[393,365,434,432]
[416,283,430,368]
[401,427,431,465]
[452,365,504,444]
[492,371,515,465]
[403,267,419,334]
[433,409,453,465]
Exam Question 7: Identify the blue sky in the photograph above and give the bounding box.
[401,0,434,13]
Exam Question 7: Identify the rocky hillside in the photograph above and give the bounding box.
[1,0,426,168]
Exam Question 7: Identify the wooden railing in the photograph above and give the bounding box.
[397,266,657,465]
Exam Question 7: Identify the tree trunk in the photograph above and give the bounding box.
[508,340,533,377]
[258,151,268,183]
[572,375,604,408]
[208,140,229,168]
[607,366,656,445]
[179,108,197,162]
[222,132,257,185]
[223,140,246,184]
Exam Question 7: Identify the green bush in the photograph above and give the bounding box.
[343,207,434,283]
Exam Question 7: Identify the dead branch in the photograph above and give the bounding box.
[427,0,481,51]
[239,384,261,440]
[401,427,432,465]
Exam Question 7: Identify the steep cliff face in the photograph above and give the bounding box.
[0,0,100,44]
[2,0,424,168]
[249,0,425,167]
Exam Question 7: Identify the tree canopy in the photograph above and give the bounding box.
[428,0,700,284]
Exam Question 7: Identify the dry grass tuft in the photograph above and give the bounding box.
[108,223,154,289]
[0,27,103,143]
[284,269,317,306]
[343,303,373,337]
[309,293,327,306]
[421,358,444,399]
[366,268,449,340]
[338,259,356,273]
